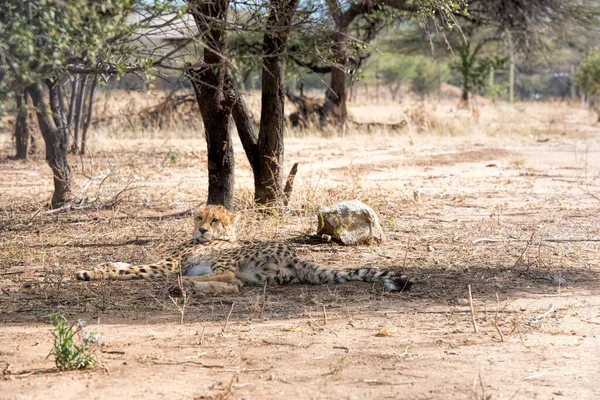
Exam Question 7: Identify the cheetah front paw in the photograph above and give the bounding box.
[168,279,198,297]
[75,270,94,281]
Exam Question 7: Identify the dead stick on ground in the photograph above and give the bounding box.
[259,280,267,319]
[478,373,486,399]
[322,305,328,325]
[512,231,537,269]
[468,284,479,334]
[528,304,556,325]
[583,319,600,325]
[262,340,318,348]
[494,293,504,342]
[308,309,339,338]
[152,360,223,368]
[517,326,531,350]
[283,162,299,206]
[473,238,600,244]
[217,367,272,374]
[401,236,411,270]
[222,302,235,334]
[199,326,206,345]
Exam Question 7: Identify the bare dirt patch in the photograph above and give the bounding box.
[1,101,600,399]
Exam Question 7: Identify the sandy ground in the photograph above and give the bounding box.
[1,100,600,399]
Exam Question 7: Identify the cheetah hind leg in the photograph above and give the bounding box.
[168,276,242,296]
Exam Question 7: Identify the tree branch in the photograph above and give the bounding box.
[290,55,332,74]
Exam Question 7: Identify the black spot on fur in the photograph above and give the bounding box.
[139,268,146,273]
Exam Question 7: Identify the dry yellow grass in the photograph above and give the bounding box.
[83,87,597,142]
[1,90,600,399]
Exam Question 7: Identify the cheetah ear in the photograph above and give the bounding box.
[232,212,241,225]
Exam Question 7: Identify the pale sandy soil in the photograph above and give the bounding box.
[1,100,599,400]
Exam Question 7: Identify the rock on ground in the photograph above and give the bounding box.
[317,200,385,246]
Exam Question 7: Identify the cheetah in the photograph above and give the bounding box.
[75,205,414,295]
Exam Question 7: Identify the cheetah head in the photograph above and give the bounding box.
[193,205,240,241]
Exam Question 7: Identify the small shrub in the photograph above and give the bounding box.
[49,313,100,371]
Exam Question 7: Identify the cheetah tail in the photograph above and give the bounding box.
[75,260,178,281]
[293,260,414,292]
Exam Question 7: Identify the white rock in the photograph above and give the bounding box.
[317,200,385,246]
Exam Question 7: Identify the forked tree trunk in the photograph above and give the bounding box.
[231,0,298,206]
[189,0,298,208]
[14,91,30,159]
[189,0,235,211]
[27,81,73,208]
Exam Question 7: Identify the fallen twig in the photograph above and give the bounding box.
[494,293,504,342]
[262,340,318,348]
[362,379,413,386]
[217,367,272,374]
[512,231,537,269]
[307,309,339,337]
[152,360,223,368]
[199,326,206,344]
[467,284,479,334]
[582,319,600,325]
[283,162,299,206]
[101,350,125,355]
[28,202,97,221]
[401,236,411,270]
[222,302,235,334]
[333,345,350,352]
[528,304,556,324]
[473,238,600,244]
[259,280,267,319]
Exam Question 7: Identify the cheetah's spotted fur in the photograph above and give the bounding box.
[75,205,414,295]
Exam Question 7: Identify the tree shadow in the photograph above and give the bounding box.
[2,261,598,327]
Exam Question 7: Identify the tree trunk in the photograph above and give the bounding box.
[72,75,88,154]
[230,0,298,206]
[14,91,30,159]
[254,0,299,205]
[57,80,71,153]
[27,81,73,208]
[190,0,297,208]
[81,75,98,155]
[67,77,79,131]
[324,29,348,122]
[461,84,469,103]
[389,82,401,102]
[230,71,259,176]
[189,0,235,211]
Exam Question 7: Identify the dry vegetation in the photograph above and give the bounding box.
[1,90,600,399]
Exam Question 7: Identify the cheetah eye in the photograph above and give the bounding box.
[212,218,220,224]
